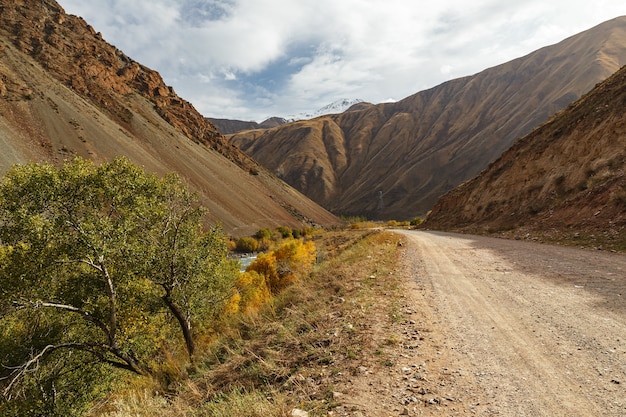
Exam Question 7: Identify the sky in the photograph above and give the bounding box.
[58,1,626,122]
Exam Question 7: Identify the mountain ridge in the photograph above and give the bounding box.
[0,0,340,235]
[423,61,626,248]
[229,16,626,220]
[207,116,289,135]
[287,98,365,121]
[210,99,366,135]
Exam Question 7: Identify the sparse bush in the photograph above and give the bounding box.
[350,221,378,229]
[254,228,272,240]
[276,226,293,239]
[235,237,259,253]
[246,238,316,295]
[410,217,423,226]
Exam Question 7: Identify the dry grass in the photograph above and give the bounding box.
[94,229,404,416]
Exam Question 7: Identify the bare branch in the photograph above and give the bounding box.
[55,257,103,272]
[2,343,85,399]
[1,341,146,400]
[12,300,110,337]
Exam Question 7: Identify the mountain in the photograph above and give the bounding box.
[229,17,626,220]
[424,62,626,249]
[210,99,365,135]
[287,98,366,121]
[0,0,340,236]
[207,117,288,135]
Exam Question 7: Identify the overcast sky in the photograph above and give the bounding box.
[58,1,626,122]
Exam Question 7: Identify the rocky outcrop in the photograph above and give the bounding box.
[0,0,252,168]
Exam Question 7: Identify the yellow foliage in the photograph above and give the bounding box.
[246,252,279,294]
[234,270,272,314]
[224,292,241,315]
[235,237,259,252]
[246,239,316,295]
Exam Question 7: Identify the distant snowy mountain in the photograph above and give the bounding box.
[288,98,364,121]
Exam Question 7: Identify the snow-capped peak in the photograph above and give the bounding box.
[288,98,364,121]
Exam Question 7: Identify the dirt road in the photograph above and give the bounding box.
[381,230,626,416]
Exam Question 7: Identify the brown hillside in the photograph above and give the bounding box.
[424,63,626,249]
[230,16,626,220]
[0,0,340,236]
[208,116,288,135]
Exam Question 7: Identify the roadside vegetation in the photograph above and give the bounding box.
[92,228,402,417]
[0,157,405,416]
[340,215,423,230]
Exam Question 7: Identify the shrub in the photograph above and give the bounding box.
[410,217,423,226]
[225,270,272,315]
[246,239,316,295]
[276,226,293,239]
[254,228,272,240]
[236,237,259,253]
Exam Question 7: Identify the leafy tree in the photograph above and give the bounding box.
[0,157,237,411]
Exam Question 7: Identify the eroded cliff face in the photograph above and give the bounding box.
[230,17,626,220]
[424,64,626,247]
[0,0,257,167]
[0,0,341,235]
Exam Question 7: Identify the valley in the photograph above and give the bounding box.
[1,1,626,415]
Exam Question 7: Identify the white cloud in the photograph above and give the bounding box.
[59,0,626,121]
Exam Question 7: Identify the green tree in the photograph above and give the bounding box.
[0,157,237,410]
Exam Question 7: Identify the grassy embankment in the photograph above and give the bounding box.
[94,229,406,416]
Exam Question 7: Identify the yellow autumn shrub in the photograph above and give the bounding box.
[245,238,316,295]
[232,270,272,314]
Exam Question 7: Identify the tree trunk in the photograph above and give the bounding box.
[162,292,195,360]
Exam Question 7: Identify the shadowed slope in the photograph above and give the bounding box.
[230,17,626,220]
[424,63,626,248]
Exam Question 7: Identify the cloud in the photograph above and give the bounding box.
[59,0,626,121]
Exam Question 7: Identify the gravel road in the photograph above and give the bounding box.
[391,230,626,416]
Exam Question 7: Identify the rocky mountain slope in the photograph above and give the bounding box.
[208,116,288,135]
[423,62,626,249]
[0,0,340,236]
[229,17,626,220]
